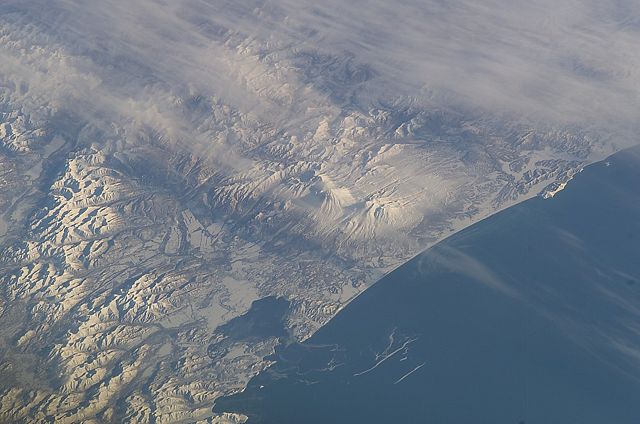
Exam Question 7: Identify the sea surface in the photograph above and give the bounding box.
[215,146,640,423]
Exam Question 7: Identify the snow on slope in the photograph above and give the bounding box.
[0,1,639,422]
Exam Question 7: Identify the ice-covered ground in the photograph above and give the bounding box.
[0,1,638,422]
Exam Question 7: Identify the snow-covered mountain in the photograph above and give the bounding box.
[0,1,638,422]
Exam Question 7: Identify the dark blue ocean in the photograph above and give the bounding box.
[215,146,640,423]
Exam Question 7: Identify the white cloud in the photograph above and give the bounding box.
[264,0,640,132]
[2,0,637,260]
[3,0,639,133]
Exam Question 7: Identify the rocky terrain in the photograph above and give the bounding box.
[0,1,635,422]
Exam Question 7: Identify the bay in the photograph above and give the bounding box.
[216,146,640,423]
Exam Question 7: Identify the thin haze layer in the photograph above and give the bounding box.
[0,1,638,422]
[2,0,640,134]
